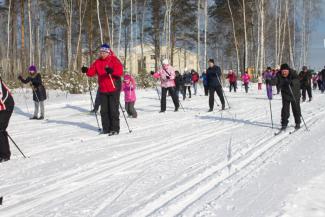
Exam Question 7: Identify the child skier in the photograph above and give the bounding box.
[18,65,47,120]
[241,71,251,93]
[182,70,192,100]
[122,74,137,118]
[263,67,274,100]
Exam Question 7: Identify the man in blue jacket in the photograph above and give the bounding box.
[201,71,208,96]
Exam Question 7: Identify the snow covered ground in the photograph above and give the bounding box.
[1,84,325,217]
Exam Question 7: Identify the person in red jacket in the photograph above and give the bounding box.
[226,70,237,92]
[82,43,123,136]
[191,70,199,95]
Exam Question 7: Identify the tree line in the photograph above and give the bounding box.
[0,0,321,81]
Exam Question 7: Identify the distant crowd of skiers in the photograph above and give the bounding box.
[1,42,325,163]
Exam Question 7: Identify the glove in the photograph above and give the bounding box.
[166,76,170,79]
[283,78,292,87]
[81,66,88,73]
[265,78,271,85]
[105,67,113,75]
[150,71,155,75]
[18,75,23,80]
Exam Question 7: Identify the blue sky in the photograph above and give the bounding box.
[309,1,325,70]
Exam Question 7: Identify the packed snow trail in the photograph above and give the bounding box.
[0,87,325,217]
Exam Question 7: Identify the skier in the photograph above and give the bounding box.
[182,70,192,100]
[271,63,301,130]
[18,65,47,120]
[175,70,184,99]
[317,71,323,91]
[226,70,237,92]
[241,71,251,93]
[200,70,209,96]
[0,77,14,163]
[299,66,312,102]
[312,73,318,90]
[82,43,123,136]
[257,75,263,90]
[191,70,199,95]
[206,59,225,111]
[264,67,274,100]
[275,65,282,94]
[122,74,137,118]
[151,59,179,112]
[321,66,325,93]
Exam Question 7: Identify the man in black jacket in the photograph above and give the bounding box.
[299,66,312,102]
[269,63,301,130]
[206,59,225,111]
[174,71,183,100]
[321,66,325,93]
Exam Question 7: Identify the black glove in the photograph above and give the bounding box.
[105,67,113,75]
[265,78,271,85]
[283,78,292,87]
[18,75,23,80]
[166,76,170,79]
[150,71,155,75]
[81,66,88,73]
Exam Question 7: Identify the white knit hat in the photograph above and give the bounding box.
[162,59,169,65]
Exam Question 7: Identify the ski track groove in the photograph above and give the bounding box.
[1,107,267,216]
[117,106,325,217]
[3,91,323,217]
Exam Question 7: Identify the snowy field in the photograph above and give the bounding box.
[1,84,325,217]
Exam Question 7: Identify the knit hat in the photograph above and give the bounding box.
[28,65,37,73]
[99,43,110,53]
[280,63,290,71]
[267,66,272,70]
[162,59,169,65]
[124,74,131,81]
[302,66,308,70]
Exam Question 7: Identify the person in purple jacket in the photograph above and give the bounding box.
[264,67,274,100]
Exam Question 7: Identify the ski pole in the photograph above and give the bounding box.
[288,85,309,131]
[21,86,30,113]
[87,79,101,131]
[155,86,161,100]
[3,132,27,158]
[179,101,185,112]
[216,74,231,109]
[269,99,274,129]
[214,99,220,107]
[32,87,41,103]
[119,103,132,133]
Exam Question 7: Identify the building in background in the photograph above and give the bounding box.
[119,44,198,74]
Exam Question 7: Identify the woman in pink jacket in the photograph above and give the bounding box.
[122,74,137,118]
[151,59,180,112]
[241,71,251,93]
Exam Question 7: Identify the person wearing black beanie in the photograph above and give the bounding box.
[271,63,301,130]
[299,66,312,102]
